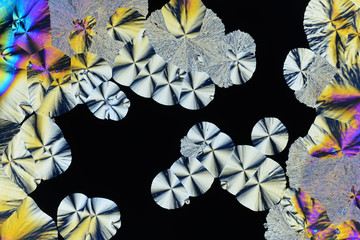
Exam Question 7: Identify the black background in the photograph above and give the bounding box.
[29,0,317,239]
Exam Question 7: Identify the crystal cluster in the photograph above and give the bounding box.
[145,0,256,89]
[57,193,121,240]
[266,0,360,238]
[0,0,137,237]
[151,121,287,212]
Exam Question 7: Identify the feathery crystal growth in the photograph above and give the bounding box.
[265,188,336,240]
[204,30,256,88]
[180,136,206,158]
[264,204,309,240]
[286,137,320,189]
[301,154,360,226]
[69,16,96,54]
[145,0,225,72]
[296,54,337,108]
[287,134,360,225]
[49,0,148,66]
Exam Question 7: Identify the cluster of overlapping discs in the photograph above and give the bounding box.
[264,0,360,239]
[4,0,360,238]
[151,118,289,211]
[0,0,257,239]
[50,0,257,111]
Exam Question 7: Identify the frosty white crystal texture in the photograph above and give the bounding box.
[205,30,256,88]
[145,8,225,72]
[295,54,337,108]
[180,136,206,158]
[49,0,148,65]
[286,136,360,225]
[264,204,309,240]
[286,137,319,189]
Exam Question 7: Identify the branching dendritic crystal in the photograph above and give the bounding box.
[113,33,216,110]
[109,0,258,109]
[296,55,337,108]
[90,1,148,66]
[107,8,146,44]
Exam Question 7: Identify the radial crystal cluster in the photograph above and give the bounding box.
[108,0,256,109]
[49,0,148,65]
[0,0,133,238]
[0,113,72,238]
[108,0,257,109]
[283,48,337,108]
[251,117,289,155]
[152,121,287,212]
[4,0,360,238]
[0,0,51,123]
[112,33,216,110]
[273,0,360,238]
[57,193,121,240]
[145,0,256,89]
